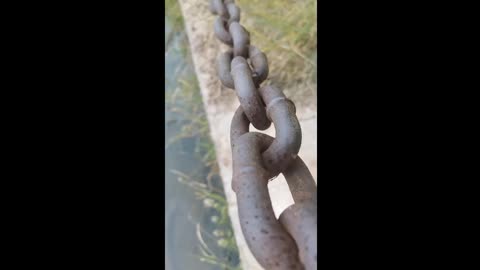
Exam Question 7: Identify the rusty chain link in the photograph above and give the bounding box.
[210,1,317,269]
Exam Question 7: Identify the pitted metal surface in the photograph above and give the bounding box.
[209,1,317,269]
[232,133,304,270]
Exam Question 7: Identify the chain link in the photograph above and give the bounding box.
[209,1,317,269]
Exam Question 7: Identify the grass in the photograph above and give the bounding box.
[165,61,237,268]
[165,1,317,268]
[165,0,240,268]
[165,0,184,49]
[164,0,214,167]
[236,0,317,106]
[172,170,241,270]
[165,70,220,177]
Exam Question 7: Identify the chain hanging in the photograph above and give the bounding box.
[210,1,317,269]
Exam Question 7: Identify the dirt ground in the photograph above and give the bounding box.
[177,1,317,269]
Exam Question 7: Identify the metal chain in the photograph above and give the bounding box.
[209,1,317,269]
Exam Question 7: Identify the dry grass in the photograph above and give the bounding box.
[236,0,317,106]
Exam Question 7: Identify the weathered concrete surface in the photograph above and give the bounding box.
[178,1,316,269]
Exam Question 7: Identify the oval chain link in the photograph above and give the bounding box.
[209,1,317,269]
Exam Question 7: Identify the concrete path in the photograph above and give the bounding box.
[178,1,317,269]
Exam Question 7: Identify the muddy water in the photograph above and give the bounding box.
[165,8,240,270]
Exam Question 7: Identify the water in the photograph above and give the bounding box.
[165,3,240,270]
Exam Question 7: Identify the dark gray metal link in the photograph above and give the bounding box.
[232,132,304,270]
[259,84,301,175]
[209,1,318,268]
[230,88,302,177]
[230,106,250,149]
[226,2,241,25]
[249,45,269,86]
[229,22,250,58]
[280,158,317,270]
[217,50,235,89]
[218,46,268,89]
[282,157,317,204]
[282,158,317,203]
[231,56,271,130]
[279,201,317,270]
[210,0,229,20]
[214,17,233,46]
